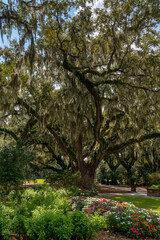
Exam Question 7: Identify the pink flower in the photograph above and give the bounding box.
[131,228,134,230]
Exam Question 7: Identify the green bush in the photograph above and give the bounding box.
[0,145,33,192]
[26,208,73,240]
[8,186,70,216]
[0,205,13,239]
[89,214,106,237]
[148,172,160,185]
[66,186,81,197]
[71,211,90,239]
[46,170,82,188]
[66,186,98,198]
[0,187,106,240]
[151,184,160,188]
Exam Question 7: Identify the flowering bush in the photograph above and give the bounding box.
[70,197,160,239]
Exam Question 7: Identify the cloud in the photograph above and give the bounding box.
[93,0,104,9]
[74,0,104,16]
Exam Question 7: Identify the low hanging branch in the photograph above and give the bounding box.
[0,128,19,141]
[104,132,160,158]
[17,97,76,164]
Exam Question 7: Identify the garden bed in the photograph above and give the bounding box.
[71,196,160,239]
[0,186,160,239]
[96,231,156,240]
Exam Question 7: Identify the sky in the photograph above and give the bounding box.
[0,29,18,48]
[0,0,104,48]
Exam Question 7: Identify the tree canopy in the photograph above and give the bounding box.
[0,0,160,189]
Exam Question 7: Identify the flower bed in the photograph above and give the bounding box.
[70,197,160,239]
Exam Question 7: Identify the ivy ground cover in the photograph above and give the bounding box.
[71,197,160,239]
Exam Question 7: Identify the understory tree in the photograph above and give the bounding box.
[0,0,160,189]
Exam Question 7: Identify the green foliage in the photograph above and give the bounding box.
[66,186,81,197]
[24,179,46,184]
[27,209,73,240]
[46,170,82,188]
[96,163,127,185]
[0,206,13,239]
[66,185,98,198]
[81,187,98,197]
[105,213,120,232]
[8,186,69,216]
[0,145,33,192]
[89,214,106,233]
[0,187,105,239]
[151,185,160,189]
[148,172,160,185]
[71,211,90,239]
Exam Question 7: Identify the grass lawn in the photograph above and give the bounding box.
[24,179,46,184]
[112,196,160,213]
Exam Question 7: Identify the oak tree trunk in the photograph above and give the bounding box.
[80,167,96,190]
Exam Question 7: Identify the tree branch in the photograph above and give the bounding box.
[17,97,76,163]
[0,128,18,141]
[104,132,160,157]
[63,59,104,146]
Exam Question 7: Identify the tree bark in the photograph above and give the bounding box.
[80,166,96,189]
[127,170,136,192]
[76,134,97,189]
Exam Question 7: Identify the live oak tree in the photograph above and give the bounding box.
[0,108,69,173]
[0,0,160,189]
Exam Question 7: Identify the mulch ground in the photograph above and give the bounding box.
[96,231,155,240]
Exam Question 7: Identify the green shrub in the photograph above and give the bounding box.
[8,186,70,217]
[71,210,106,239]
[151,184,160,188]
[104,213,120,232]
[46,170,82,188]
[89,214,106,238]
[0,205,14,239]
[71,210,91,239]
[66,186,98,198]
[66,186,81,197]
[11,214,28,238]
[81,187,98,197]
[26,208,73,240]
[148,172,160,185]
[0,187,106,240]
[0,145,33,192]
